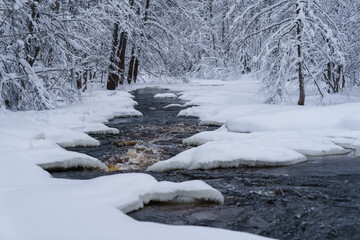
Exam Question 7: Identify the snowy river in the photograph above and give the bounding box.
[52,88,360,240]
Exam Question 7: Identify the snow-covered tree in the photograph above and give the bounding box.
[1,0,359,110]
[240,0,348,105]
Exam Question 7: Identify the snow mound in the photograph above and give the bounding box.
[89,174,225,213]
[154,93,178,98]
[163,103,183,108]
[68,122,120,134]
[44,127,101,147]
[226,102,360,133]
[199,120,224,126]
[148,141,307,172]
[327,133,360,156]
[0,187,268,240]
[183,130,350,156]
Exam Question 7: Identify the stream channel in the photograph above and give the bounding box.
[52,87,360,240]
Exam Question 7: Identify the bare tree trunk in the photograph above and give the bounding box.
[127,47,136,84]
[118,31,128,85]
[296,5,305,106]
[76,71,82,89]
[341,67,345,89]
[107,23,120,90]
[133,54,139,83]
[128,0,150,84]
[83,70,88,92]
[26,0,40,67]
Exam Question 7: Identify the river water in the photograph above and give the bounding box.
[52,87,360,240]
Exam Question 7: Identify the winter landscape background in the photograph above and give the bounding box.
[1,0,360,239]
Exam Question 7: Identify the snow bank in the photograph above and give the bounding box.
[162,76,360,161]
[154,92,178,98]
[148,141,307,172]
[62,173,224,213]
[164,103,183,108]
[183,130,350,156]
[0,188,268,240]
[0,160,265,240]
[226,102,360,133]
[178,104,294,126]
[0,91,143,171]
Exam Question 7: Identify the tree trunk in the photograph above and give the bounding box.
[133,0,150,83]
[26,0,40,67]
[133,54,139,83]
[117,31,127,85]
[296,5,305,106]
[107,23,120,90]
[144,0,150,21]
[83,70,88,92]
[76,72,82,89]
[127,47,136,84]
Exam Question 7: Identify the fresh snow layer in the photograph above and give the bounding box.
[154,92,178,98]
[0,191,268,240]
[158,76,360,161]
[183,130,351,156]
[164,103,183,108]
[0,88,270,240]
[1,173,259,240]
[226,102,360,133]
[0,91,142,170]
[147,141,307,172]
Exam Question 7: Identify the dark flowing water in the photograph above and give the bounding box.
[52,87,360,240]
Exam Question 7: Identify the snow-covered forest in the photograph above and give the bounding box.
[1,0,359,110]
[2,1,360,239]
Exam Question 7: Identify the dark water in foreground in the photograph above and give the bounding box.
[52,88,360,240]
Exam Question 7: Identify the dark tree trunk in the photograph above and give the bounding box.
[26,0,40,67]
[133,55,139,83]
[76,72,82,89]
[296,5,305,106]
[132,0,150,84]
[107,23,120,90]
[327,62,332,87]
[144,0,150,21]
[127,47,136,84]
[118,32,127,84]
[83,70,88,92]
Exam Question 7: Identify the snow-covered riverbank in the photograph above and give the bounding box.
[146,76,360,172]
[2,75,360,239]
[0,89,269,240]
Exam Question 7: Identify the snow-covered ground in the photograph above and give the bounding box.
[3,75,360,239]
[154,92,178,98]
[145,75,360,172]
[0,89,270,239]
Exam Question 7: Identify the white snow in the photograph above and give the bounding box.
[164,103,183,108]
[1,172,256,240]
[154,92,178,98]
[0,89,270,240]
[183,130,351,156]
[148,141,307,172]
[0,187,268,240]
[226,102,360,133]
[0,91,142,170]
[145,75,360,172]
